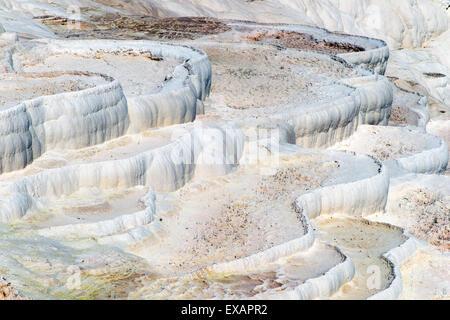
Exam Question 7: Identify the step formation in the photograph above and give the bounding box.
[0,20,448,300]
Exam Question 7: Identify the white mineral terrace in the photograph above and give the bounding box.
[0,1,448,301]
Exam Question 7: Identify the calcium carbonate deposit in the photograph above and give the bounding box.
[0,0,448,300]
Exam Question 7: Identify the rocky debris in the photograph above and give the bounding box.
[399,188,449,251]
[246,29,364,54]
[256,165,326,201]
[35,15,231,40]
[136,157,332,277]
[137,17,231,39]
[189,200,254,259]
[32,15,94,30]
[0,277,25,300]
[389,106,409,125]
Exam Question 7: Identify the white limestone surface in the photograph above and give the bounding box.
[389,82,430,128]
[275,73,393,148]
[0,39,213,175]
[0,2,447,300]
[140,0,448,49]
[234,22,390,75]
[0,120,244,224]
[10,39,212,133]
[198,145,390,298]
[0,73,128,174]
[115,145,392,299]
[152,0,450,128]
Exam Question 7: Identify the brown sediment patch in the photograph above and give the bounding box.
[34,13,364,54]
[33,15,95,30]
[141,17,231,40]
[93,15,231,40]
[246,29,364,55]
[35,15,231,40]
[423,72,446,78]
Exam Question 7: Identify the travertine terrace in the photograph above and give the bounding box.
[0,1,448,300]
